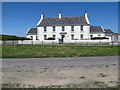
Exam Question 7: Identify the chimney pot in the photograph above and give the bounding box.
[59,12,62,18]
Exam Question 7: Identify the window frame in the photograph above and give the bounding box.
[30,36,33,40]
[81,26,83,31]
[53,26,55,32]
[71,26,74,32]
[62,26,65,31]
[90,35,93,38]
[71,34,74,40]
[80,34,83,39]
[36,36,38,40]
[44,27,47,32]
[53,35,56,39]
[44,35,47,40]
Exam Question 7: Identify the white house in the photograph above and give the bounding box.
[26,11,115,42]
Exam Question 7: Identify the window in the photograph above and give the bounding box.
[53,35,56,39]
[98,34,101,37]
[44,27,46,32]
[71,26,74,31]
[71,34,74,40]
[30,36,33,40]
[36,36,38,40]
[81,26,83,31]
[80,34,83,39]
[44,35,47,40]
[62,26,64,31]
[90,35,93,38]
[53,26,55,32]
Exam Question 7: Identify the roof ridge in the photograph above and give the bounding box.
[44,16,85,19]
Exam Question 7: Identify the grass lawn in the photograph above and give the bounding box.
[1,45,119,58]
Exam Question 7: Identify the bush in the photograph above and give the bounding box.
[47,37,55,40]
[91,37,108,40]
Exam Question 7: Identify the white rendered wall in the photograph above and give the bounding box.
[37,25,90,41]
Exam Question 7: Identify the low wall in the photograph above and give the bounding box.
[33,40,59,44]
[0,39,110,45]
[65,39,109,43]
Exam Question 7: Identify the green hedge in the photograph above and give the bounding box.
[47,37,55,40]
[91,37,108,40]
[0,35,31,40]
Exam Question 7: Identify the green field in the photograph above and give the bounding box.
[2,45,119,58]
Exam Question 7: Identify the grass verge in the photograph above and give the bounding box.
[2,45,119,58]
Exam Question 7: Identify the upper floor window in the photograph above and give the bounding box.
[71,34,74,40]
[71,26,74,31]
[80,34,83,39]
[53,26,55,32]
[44,27,46,32]
[44,35,47,40]
[81,26,83,31]
[62,26,64,31]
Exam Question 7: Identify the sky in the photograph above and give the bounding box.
[2,2,118,37]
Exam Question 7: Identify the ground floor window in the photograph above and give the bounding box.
[36,36,38,40]
[98,34,101,37]
[53,35,56,39]
[44,35,47,40]
[80,34,83,39]
[71,34,74,40]
[90,35,93,38]
[30,36,33,40]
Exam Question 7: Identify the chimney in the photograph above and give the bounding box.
[37,12,45,26]
[41,12,44,20]
[84,11,87,17]
[59,12,62,18]
[84,11,90,25]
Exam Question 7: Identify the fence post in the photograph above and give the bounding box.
[112,41,114,46]
[87,41,89,46]
[52,41,54,45]
[42,41,43,45]
[31,40,33,45]
[3,40,5,45]
[99,41,101,47]
[12,40,14,45]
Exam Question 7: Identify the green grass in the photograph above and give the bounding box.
[1,45,119,58]
[64,42,109,45]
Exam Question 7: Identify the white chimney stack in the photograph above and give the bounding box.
[41,12,44,19]
[84,11,90,25]
[59,12,62,18]
[37,12,45,26]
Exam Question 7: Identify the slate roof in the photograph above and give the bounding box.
[104,29,114,34]
[27,28,37,35]
[37,16,88,26]
[90,26,104,33]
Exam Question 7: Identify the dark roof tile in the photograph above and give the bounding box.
[104,29,114,34]
[37,16,88,26]
[27,28,37,35]
[90,26,104,33]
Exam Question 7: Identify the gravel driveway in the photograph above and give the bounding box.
[2,56,119,88]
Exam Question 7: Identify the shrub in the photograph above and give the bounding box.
[91,37,108,40]
[47,37,55,40]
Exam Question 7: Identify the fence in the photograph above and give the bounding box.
[0,40,119,46]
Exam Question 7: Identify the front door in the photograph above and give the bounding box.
[61,34,65,43]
